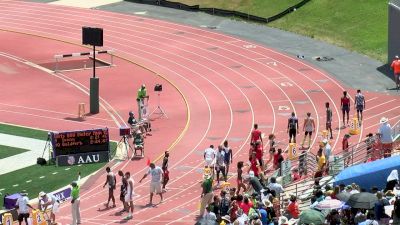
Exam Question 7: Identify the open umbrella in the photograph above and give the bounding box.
[336,192,351,202]
[298,209,325,225]
[315,199,344,210]
[346,192,378,209]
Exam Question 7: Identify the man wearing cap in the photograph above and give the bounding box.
[38,191,59,225]
[127,111,137,126]
[16,191,35,225]
[391,55,400,90]
[379,117,393,158]
[200,171,214,216]
[247,171,264,194]
[137,84,149,118]
[71,181,81,225]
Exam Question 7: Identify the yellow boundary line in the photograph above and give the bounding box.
[0,28,190,163]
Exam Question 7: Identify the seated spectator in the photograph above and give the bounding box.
[220,190,231,217]
[228,200,239,222]
[286,195,299,219]
[326,209,340,225]
[358,212,379,225]
[267,177,284,197]
[270,190,280,217]
[257,201,269,225]
[209,195,221,221]
[240,196,253,215]
[374,192,389,222]
[291,168,301,181]
[203,205,217,224]
[354,209,367,224]
[236,208,249,225]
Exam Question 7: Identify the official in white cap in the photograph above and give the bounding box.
[38,191,59,225]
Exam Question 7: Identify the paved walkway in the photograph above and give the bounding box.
[0,134,47,175]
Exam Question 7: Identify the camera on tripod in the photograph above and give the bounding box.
[119,127,131,136]
[154,84,162,92]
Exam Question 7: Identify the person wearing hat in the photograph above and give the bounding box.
[133,130,144,156]
[137,84,149,112]
[322,139,332,172]
[71,181,81,225]
[38,191,59,225]
[391,55,400,90]
[379,117,393,158]
[16,191,35,225]
[221,215,232,225]
[278,216,289,225]
[127,111,137,127]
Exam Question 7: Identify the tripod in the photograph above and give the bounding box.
[39,133,53,165]
[149,92,168,118]
[117,135,134,160]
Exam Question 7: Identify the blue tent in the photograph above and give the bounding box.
[334,156,400,190]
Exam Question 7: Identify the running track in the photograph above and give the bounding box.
[0,1,399,224]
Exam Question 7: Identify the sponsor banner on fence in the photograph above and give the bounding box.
[56,151,109,166]
[329,154,344,176]
[281,160,292,186]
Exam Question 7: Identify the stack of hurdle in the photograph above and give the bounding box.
[54,49,115,72]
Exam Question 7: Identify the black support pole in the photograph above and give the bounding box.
[90,45,99,114]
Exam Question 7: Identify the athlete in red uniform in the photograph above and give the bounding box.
[340,91,351,127]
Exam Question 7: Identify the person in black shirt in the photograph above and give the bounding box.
[287,112,299,143]
[162,151,169,192]
[118,170,128,212]
[219,190,230,217]
[127,111,137,126]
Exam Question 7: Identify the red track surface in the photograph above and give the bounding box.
[0,1,399,224]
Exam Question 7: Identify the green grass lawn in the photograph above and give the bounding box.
[269,0,387,62]
[0,145,29,159]
[0,123,116,208]
[176,0,302,18]
[173,0,387,62]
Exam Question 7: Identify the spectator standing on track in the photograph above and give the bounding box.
[139,163,164,205]
[254,140,263,166]
[391,55,400,90]
[325,102,334,139]
[216,145,227,187]
[342,134,351,166]
[71,181,81,225]
[118,170,127,212]
[340,91,351,127]
[287,112,299,143]
[301,112,316,149]
[223,140,233,176]
[323,139,332,171]
[355,89,366,124]
[162,151,170,192]
[251,124,263,146]
[103,167,116,208]
[379,117,393,158]
[236,161,247,195]
[16,191,34,225]
[38,191,59,225]
[124,172,134,220]
[200,171,214,216]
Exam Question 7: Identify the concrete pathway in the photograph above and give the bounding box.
[0,134,48,175]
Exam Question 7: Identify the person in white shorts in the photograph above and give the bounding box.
[204,145,216,170]
[124,172,134,220]
[139,163,164,205]
[39,191,59,225]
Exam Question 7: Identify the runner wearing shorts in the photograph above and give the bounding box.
[118,170,127,212]
[124,172,134,220]
[162,151,170,192]
[223,140,233,176]
[354,89,366,124]
[103,167,116,208]
[302,112,315,149]
[391,55,400,90]
[325,102,333,139]
[287,112,299,143]
[340,91,351,127]
[236,161,247,195]
[139,163,164,205]
[204,145,216,171]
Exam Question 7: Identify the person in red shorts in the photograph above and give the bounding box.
[342,134,351,167]
[254,140,263,166]
[340,91,351,127]
[391,55,400,90]
[249,151,260,177]
[251,124,263,146]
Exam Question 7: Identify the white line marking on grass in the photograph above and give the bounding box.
[26,180,32,183]
[52,172,58,175]
[39,176,45,179]
[65,168,71,170]
[13,184,19,187]
[0,188,5,191]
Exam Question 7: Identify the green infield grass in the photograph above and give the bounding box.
[0,145,29,159]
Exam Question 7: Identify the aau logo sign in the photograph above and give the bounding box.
[77,154,100,164]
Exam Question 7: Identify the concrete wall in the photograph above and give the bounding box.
[388,0,400,62]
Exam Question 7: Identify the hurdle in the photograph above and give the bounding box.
[53,49,115,72]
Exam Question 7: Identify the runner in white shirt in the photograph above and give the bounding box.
[139,163,164,205]
[16,192,34,225]
[124,172,134,220]
[204,145,216,168]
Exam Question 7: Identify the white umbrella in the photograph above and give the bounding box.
[315,199,343,210]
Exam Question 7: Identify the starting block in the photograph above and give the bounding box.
[32,210,48,225]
